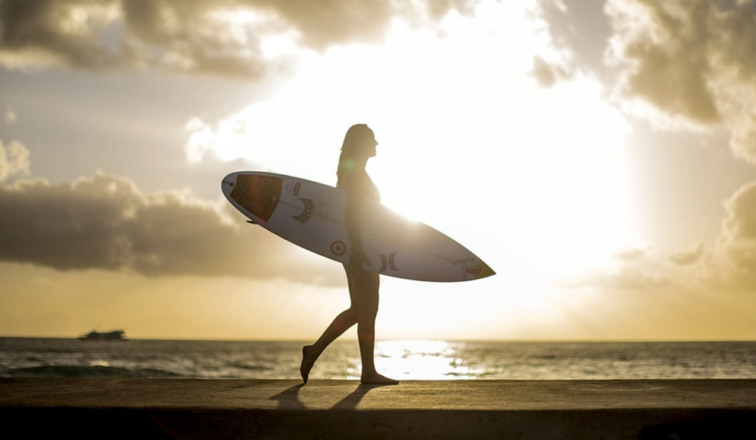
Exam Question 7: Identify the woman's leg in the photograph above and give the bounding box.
[351,268,398,385]
[300,266,360,383]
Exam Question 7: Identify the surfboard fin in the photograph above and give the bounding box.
[246,220,258,225]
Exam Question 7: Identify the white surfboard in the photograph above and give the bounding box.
[221,171,494,282]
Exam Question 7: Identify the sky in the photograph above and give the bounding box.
[1,0,756,341]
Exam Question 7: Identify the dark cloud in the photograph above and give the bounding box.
[537,0,613,82]
[0,0,126,70]
[611,1,721,124]
[606,0,756,162]
[0,0,478,77]
[0,172,341,284]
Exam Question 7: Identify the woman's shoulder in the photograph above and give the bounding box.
[339,169,380,200]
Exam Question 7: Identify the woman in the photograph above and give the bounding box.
[300,124,398,385]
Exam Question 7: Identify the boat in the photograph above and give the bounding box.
[78,330,127,341]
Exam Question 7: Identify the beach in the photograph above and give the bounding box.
[2,378,755,439]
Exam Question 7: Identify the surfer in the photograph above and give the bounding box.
[300,124,398,385]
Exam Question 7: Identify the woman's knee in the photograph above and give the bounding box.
[343,307,359,323]
[357,298,379,321]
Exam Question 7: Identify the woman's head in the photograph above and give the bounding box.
[337,124,377,185]
[341,124,377,160]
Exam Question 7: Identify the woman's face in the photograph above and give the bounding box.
[366,132,378,158]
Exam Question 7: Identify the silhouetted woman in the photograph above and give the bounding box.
[300,124,398,385]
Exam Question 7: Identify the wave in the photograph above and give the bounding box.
[228,362,274,372]
[4,364,183,378]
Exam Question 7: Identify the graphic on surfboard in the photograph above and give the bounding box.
[221,171,495,282]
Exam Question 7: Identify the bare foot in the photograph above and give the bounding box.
[360,372,399,385]
[300,345,316,384]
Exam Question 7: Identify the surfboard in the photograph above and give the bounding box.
[221,171,495,282]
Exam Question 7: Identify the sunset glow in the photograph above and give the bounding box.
[2,0,756,341]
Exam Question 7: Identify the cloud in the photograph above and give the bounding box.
[530,55,571,88]
[0,171,341,284]
[707,180,756,290]
[570,180,756,294]
[606,0,756,163]
[4,106,17,125]
[614,243,649,260]
[568,265,669,291]
[0,140,30,182]
[669,242,705,266]
[535,0,611,80]
[0,0,478,77]
[565,244,675,291]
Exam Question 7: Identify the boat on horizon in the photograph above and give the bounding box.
[78,330,127,341]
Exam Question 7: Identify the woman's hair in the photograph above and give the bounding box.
[337,124,374,187]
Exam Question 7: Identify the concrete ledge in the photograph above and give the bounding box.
[2,379,755,439]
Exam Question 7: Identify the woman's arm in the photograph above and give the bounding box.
[344,176,369,268]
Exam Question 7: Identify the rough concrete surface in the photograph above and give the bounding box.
[1,379,755,439]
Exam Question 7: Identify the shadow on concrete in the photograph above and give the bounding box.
[268,384,306,410]
[330,383,390,410]
[639,410,756,440]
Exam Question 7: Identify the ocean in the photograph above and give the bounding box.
[1,338,755,380]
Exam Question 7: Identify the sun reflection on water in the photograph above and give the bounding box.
[370,340,485,380]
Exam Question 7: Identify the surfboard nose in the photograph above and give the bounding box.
[221,173,238,200]
[478,261,496,279]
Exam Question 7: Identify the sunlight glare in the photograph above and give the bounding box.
[186,0,636,332]
[374,340,483,380]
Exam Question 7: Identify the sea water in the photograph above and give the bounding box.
[1,338,755,380]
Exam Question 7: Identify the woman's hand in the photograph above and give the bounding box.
[349,248,370,268]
